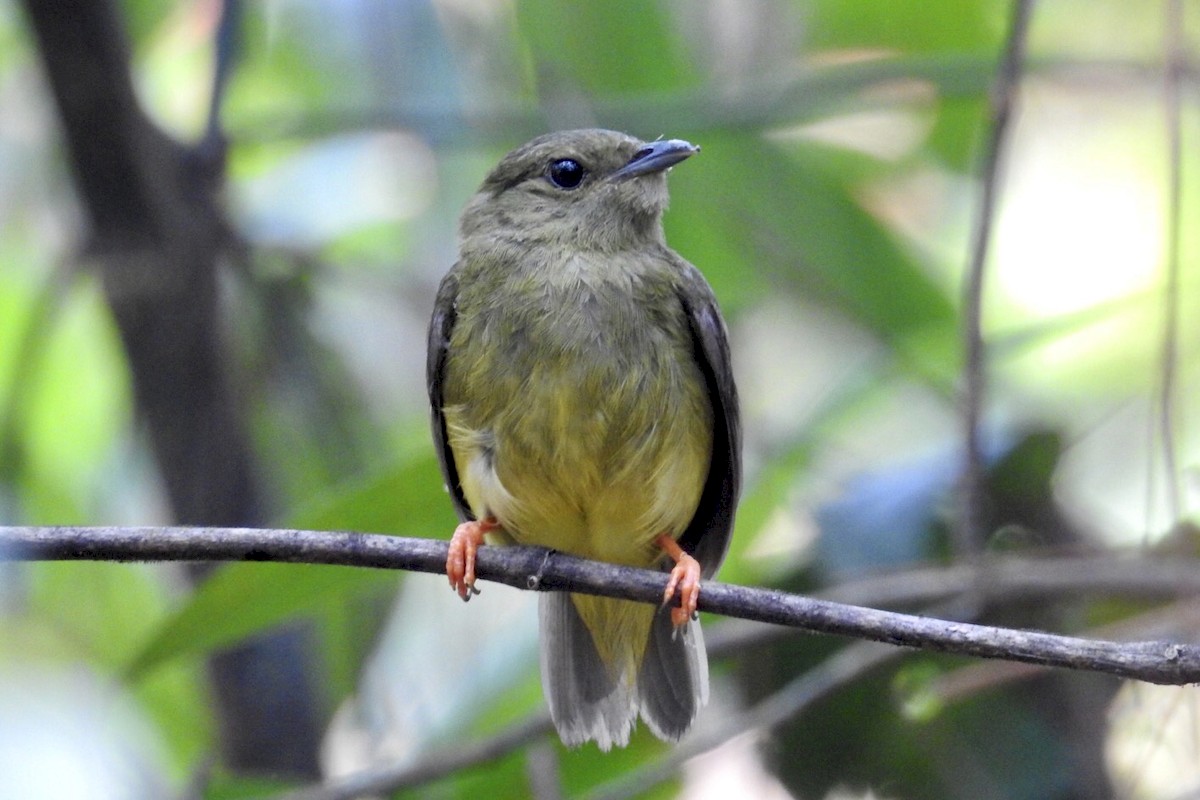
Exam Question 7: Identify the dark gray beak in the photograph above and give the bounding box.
[611,139,699,181]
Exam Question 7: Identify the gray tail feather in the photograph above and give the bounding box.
[538,592,636,750]
[638,605,708,742]
[538,594,709,749]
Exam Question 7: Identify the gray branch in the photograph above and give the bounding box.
[4,525,1200,685]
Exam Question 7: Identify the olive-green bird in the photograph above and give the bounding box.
[427,129,740,749]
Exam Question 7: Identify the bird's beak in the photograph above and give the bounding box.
[611,139,699,181]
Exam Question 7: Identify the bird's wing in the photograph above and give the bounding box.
[675,263,741,579]
[427,267,474,522]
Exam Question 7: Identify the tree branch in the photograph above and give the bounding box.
[19,0,319,774]
[5,525,1200,685]
[958,0,1034,553]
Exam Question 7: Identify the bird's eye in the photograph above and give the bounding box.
[547,159,586,189]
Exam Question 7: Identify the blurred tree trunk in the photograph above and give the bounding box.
[20,0,321,778]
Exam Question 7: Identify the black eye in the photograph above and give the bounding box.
[547,158,586,189]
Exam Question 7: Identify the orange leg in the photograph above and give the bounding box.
[655,533,702,628]
[447,517,499,600]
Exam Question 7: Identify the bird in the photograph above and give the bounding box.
[426,128,740,749]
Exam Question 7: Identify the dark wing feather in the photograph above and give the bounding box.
[675,265,741,579]
[426,268,474,523]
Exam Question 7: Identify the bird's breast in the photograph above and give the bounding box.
[444,256,713,565]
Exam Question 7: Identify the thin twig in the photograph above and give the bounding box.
[201,0,239,156]
[583,641,900,800]
[816,553,1200,606]
[958,0,1034,553]
[275,713,551,800]
[1156,0,1185,522]
[524,738,565,800]
[5,525,1200,685]
[274,641,899,800]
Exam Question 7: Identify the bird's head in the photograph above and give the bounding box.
[459,129,698,254]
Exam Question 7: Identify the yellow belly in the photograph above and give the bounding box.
[444,376,712,568]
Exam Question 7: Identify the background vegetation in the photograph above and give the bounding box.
[0,0,1197,798]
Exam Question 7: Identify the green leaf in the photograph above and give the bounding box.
[29,561,168,669]
[293,445,454,534]
[17,282,132,525]
[20,561,214,770]
[125,449,458,678]
[515,0,696,94]
[125,561,392,680]
[197,771,298,800]
[718,435,815,587]
[893,659,947,722]
[671,131,958,379]
[805,0,1006,54]
[558,727,678,799]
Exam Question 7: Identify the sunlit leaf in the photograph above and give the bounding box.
[805,0,1005,54]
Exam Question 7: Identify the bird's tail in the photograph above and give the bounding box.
[538,592,708,750]
[638,601,709,742]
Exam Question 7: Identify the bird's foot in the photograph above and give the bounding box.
[447,517,499,600]
[655,533,701,628]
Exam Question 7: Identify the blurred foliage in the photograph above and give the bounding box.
[2,0,1198,798]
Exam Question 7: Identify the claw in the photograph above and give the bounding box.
[655,533,702,628]
[446,517,499,600]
